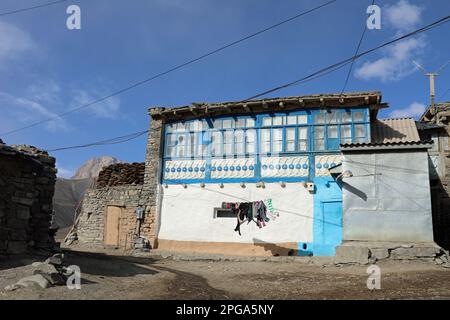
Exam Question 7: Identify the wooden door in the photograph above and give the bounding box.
[104,206,121,246]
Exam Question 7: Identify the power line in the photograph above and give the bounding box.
[340,0,375,95]
[47,129,149,152]
[0,0,338,137]
[245,15,450,101]
[0,0,68,17]
[44,15,450,153]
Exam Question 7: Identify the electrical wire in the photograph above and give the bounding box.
[340,0,375,95]
[0,0,68,17]
[0,0,338,137]
[244,15,450,101]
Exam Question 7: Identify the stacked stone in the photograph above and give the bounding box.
[0,142,57,254]
[96,162,145,189]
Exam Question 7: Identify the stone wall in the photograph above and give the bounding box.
[75,118,163,250]
[76,185,156,249]
[0,142,57,254]
[96,162,145,189]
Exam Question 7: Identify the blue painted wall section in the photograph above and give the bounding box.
[298,177,343,256]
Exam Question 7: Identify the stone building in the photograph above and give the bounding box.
[0,140,57,254]
[418,101,450,249]
[75,91,438,257]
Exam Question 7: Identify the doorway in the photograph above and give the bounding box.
[104,206,122,246]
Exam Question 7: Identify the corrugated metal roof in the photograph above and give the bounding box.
[371,118,421,143]
[341,117,432,151]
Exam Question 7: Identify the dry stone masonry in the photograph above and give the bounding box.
[96,162,145,188]
[0,140,57,254]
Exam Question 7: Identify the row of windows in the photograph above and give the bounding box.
[164,109,369,159]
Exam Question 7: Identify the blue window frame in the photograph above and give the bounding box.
[162,107,369,183]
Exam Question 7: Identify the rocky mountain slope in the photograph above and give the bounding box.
[53,156,122,230]
[71,156,121,179]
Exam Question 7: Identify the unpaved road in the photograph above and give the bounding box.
[0,249,449,300]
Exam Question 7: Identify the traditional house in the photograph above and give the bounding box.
[75,91,439,258]
[418,101,450,249]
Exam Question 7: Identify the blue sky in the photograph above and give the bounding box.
[0,0,449,178]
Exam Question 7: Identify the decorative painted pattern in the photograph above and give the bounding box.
[314,155,343,176]
[164,160,207,180]
[210,158,255,179]
[260,156,309,178]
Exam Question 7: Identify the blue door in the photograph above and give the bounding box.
[314,200,343,256]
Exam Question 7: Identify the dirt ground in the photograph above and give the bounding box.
[0,248,449,300]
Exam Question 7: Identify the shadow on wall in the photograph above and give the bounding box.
[341,181,368,201]
[371,120,407,143]
[252,238,297,257]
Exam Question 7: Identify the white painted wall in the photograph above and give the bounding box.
[158,183,313,244]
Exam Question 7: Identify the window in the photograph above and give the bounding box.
[211,131,222,156]
[314,127,325,150]
[246,129,256,154]
[341,125,352,144]
[298,127,308,151]
[261,129,271,154]
[286,128,296,152]
[214,208,235,218]
[235,130,245,155]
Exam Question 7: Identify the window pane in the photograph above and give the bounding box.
[286,128,295,140]
[262,117,272,126]
[203,120,212,130]
[315,139,325,150]
[235,119,245,128]
[287,116,297,125]
[298,115,307,124]
[315,126,325,139]
[355,124,365,137]
[326,111,338,124]
[166,124,174,133]
[166,146,175,158]
[176,122,186,132]
[246,118,255,127]
[211,132,222,156]
[260,129,271,153]
[341,125,351,138]
[299,141,308,151]
[286,141,296,152]
[315,113,325,124]
[223,119,233,129]
[272,128,282,153]
[212,119,221,129]
[187,133,195,156]
[246,130,256,154]
[342,111,352,123]
[235,130,244,155]
[273,116,283,126]
[354,111,365,122]
[298,127,308,139]
[328,125,338,138]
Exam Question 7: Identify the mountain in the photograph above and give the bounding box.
[53,156,122,234]
[71,156,122,179]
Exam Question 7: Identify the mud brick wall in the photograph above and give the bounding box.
[96,162,145,189]
[0,144,57,254]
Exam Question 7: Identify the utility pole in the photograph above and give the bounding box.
[412,60,450,115]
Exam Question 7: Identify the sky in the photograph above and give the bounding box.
[0,0,449,178]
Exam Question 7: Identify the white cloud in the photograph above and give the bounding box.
[72,89,121,119]
[0,91,69,132]
[385,0,423,32]
[389,102,426,118]
[355,0,425,82]
[0,21,35,66]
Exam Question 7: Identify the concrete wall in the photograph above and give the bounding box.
[342,150,434,242]
[157,182,313,255]
[0,145,57,254]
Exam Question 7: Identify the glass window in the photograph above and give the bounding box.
[354,124,366,138]
[314,113,325,124]
[272,128,283,153]
[298,127,308,151]
[222,119,233,129]
[298,115,307,124]
[246,129,256,154]
[235,130,245,155]
[246,118,255,127]
[211,131,222,156]
[353,111,365,122]
[273,117,283,126]
[260,129,271,153]
[326,111,339,124]
[235,119,246,128]
[262,117,272,126]
[341,125,352,144]
[224,130,234,155]
[286,128,296,152]
[287,116,297,125]
[314,127,325,150]
[342,111,352,123]
[328,125,338,139]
